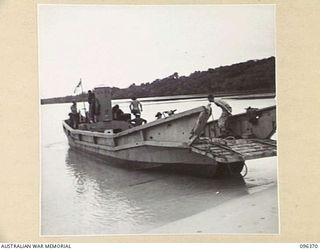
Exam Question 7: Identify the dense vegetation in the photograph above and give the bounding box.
[41,57,275,104]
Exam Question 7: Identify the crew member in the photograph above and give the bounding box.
[88,90,96,122]
[155,112,162,119]
[69,101,79,128]
[130,114,147,127]
[208,94,232,134]
[129,97,143,116]
[112,105,124,120]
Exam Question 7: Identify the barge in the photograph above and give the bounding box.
[63,87,277,176]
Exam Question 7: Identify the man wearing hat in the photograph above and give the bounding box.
[155,112,162,119]
[130,114,147,127]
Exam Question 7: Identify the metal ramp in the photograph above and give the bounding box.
[191,138,277,163]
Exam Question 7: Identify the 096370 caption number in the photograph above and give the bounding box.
[300,244,318,248]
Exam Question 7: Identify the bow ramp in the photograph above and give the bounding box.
[191,138,277,163]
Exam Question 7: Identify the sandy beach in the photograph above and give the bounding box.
[147,184,278,234]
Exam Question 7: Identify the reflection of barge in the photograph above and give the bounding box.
[63,87,276,176]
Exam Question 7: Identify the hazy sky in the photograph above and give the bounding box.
[38,5,275,98]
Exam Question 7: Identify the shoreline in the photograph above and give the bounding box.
[41,92,276,105]
[139,92,275,103]
[146,185,278,234]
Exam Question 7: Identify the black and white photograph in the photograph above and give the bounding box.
[39,4,278,235]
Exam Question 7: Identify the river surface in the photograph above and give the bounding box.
[41,96,277,235]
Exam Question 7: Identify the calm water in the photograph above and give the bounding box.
[41,96,277,235]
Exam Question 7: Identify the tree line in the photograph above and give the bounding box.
[41,56,275,104]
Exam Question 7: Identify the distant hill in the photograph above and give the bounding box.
[41,57,275,104]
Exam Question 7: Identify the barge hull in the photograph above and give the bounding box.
[66,135,216,170]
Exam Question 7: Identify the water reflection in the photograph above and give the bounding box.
[64,148,250,234]
[65,149,151,233]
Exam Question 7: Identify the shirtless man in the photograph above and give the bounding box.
[129,97,143,116]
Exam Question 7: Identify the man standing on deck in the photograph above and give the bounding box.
[129,97,143,116]
[87,90,96,122]
[208,94,232,135]
[69,101,79,128]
